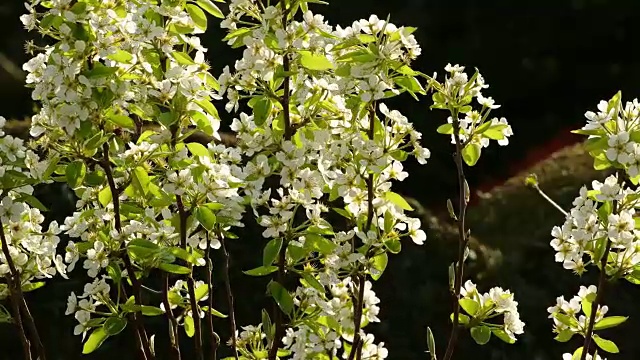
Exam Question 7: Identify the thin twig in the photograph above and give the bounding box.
[348,103,377,360]
[162,273,181,360]
[268,3,293,358]
[1,218,35,360]
[176,195,204,360]
[205,233,220,360]
[220,233,239,360]
[532,183,568,217]
[443,109,470,360]
[102,143,154,360]
[580,188,618,360]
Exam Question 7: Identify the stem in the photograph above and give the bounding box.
[268,4,292,358]
[443,110,470,360]
[18,297,46,360]
[532,183,568,216]
[187,276,204,360]
[1,218,37,360]
[580,196,617,360]
[176,195,203,360]
[162,273,181,360]
[220,234,239,360]
[205,233,220,360]
[102,142,154,360]
[348,103,377,360]
[4,274,31,360]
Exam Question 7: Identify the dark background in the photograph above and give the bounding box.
[1,0,640,359]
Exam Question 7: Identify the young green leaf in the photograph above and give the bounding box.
[263,238,283,266]
[462,143,481,166]
[384,191,414,211]
[244,266,278,276]
[593,334,619,353]
[82,328,110,354]
[103,317,127,336]
[299,51,334,71]
[470,326,491,345]
[268,281,294,315]
[197,0,224,18]
[594,316,628,330]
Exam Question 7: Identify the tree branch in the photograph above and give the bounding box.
[102,142,154,360]
[443,109,470,360]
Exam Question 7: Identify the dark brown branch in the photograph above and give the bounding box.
[205,233,220,360]
[1,217,38,360]
[102,142,154,360]
[347,103,377,360]
[443,109,469,360]
[220,234,239,360]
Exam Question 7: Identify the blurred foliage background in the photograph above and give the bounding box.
[2,0,640,359]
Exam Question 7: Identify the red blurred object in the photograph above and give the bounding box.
[471,126,583,205]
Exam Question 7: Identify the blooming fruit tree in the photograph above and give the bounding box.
[0,0,631,360]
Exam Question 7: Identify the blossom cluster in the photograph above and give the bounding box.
[458,280,525,343]
[20,0,243,345]
[218,1,430,357]
[431,64,513,163]
[0,116,66,299]
[547,286,605,337]
[550,174,640,278]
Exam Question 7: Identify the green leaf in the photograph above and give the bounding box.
[384,191,414,211]
[21,282,45,292]
[184,315,195,337]
[108,114,135,129]
[554,329,574,342]
[582,299,592,318]
[593,334,619,353]
[195,205,216,231]
[66,161,86,189]
[186,4,207,30]
[470,326,491,345]
[572,347,584,360]
[437,123,454,134]
[131,166,150,197]
[426,327,436,360]
[305,234,337,255]
[459,298,479,316]
[371,252,388,281]
[140,306,165,316]
[462,143,481,166]
[158,263,191,275]
[491,329,515,344]
[197,0,224,18]
[244,266,278,276]
[107,50,133,64]
[103,317,127,336]
[301,272,325,293]
[172,52,195,65]
[263,238,283,266]
[106,263,121,285]
[383,237,401,254]
[594,316,628,330]
[253,97,272,126]
[202,306,228,318]
[299,51,334,71]
[187,143,209,157]
[85,65,118,78]
[82,327,110,354]
[98,187,112,207]
[14,194,48,212]
[268,281,294,315]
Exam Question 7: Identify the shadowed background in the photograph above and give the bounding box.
[1,0,640,359]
